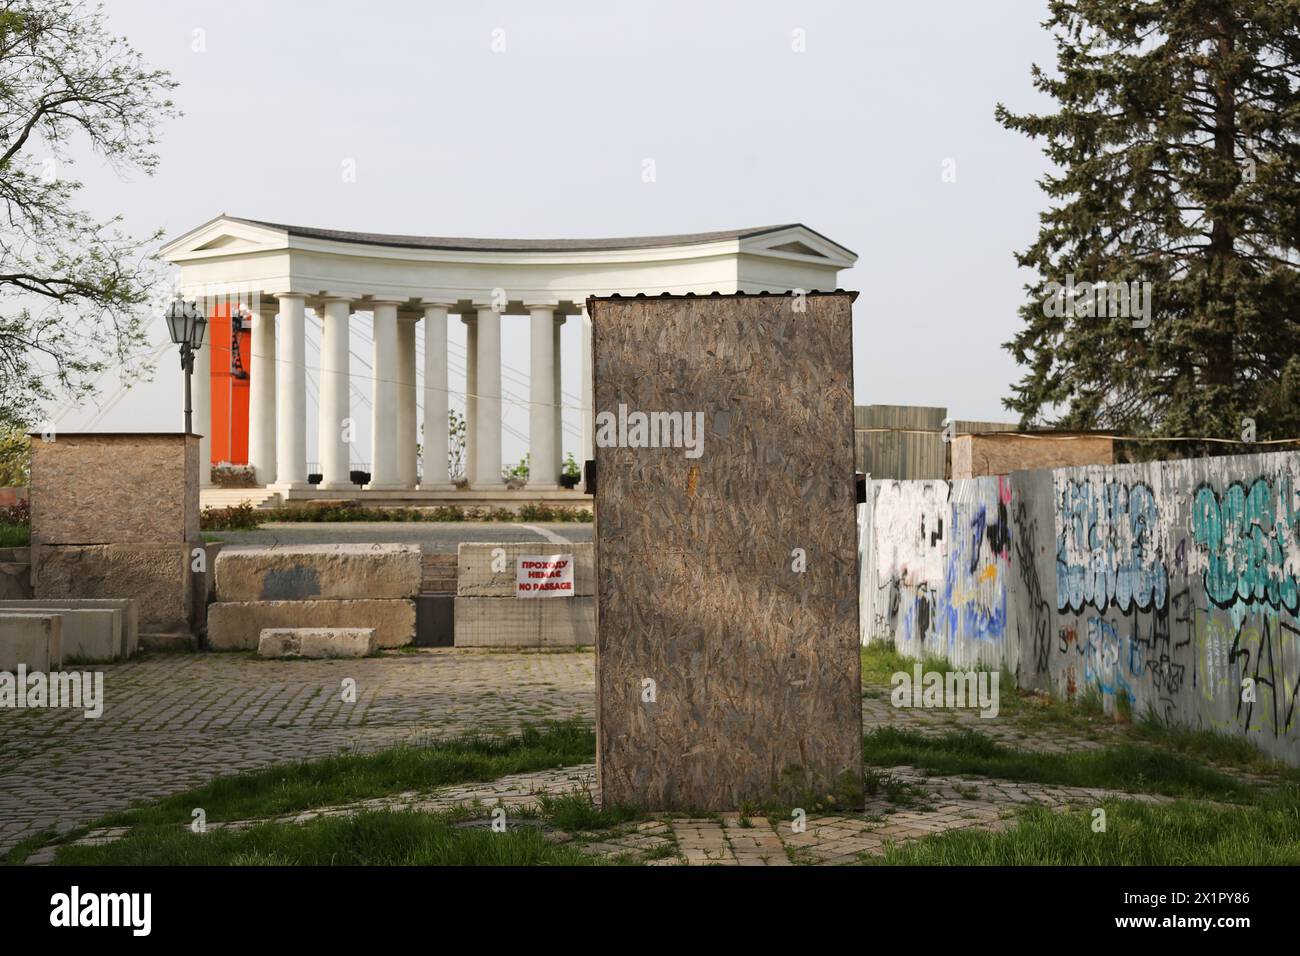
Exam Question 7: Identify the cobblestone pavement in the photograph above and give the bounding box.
[41,760,1169,866]
[0,649,594,852]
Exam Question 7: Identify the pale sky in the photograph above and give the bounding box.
[55,0,1057,466]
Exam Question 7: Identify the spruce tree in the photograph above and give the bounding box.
[997,0,1300,454]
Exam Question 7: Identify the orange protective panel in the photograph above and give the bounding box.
[207,302,251,465]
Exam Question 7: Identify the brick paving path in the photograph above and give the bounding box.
[0,649,593,851]
[41,760,1168,866]
[0,647,1212,862]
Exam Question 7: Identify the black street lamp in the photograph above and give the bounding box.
[166,297,207,435]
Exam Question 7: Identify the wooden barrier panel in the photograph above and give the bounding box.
[591,292,863,809]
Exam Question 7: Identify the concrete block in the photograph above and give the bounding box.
[214,544,422,602]
[0,606,118,662]
[0,599,138,658]
[454,596,594,648]
[457,542,593,597]
[34,542,194,635]
[0,613,62,671]
[257,627,377,659]
[207,599,416,650]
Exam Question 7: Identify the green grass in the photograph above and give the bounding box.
[0,521,28,546]
[536,792,643,832]
[92,719,596,830]
[860,644,956,688]
[872,788,1300,865]
[200,501,593,531]
[54,809,625,866]
[1130,713,1300,781]
[863,727,1256,802]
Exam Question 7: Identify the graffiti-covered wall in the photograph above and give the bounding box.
[860,451,1300,764]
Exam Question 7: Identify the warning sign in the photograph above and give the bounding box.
[516,554,575,598]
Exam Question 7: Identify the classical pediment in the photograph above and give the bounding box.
[160,216,290,260]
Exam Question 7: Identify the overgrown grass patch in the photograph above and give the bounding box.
[53,809,623,866]
[860,644,955,688]
[863,727,1255,802]
[871,788,1300,866]
[92,719,596,830]
[537,791,643,832]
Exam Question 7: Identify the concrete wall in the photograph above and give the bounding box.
[861,450,1300,764]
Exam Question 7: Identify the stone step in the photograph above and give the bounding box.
[199,488,283,510]
[421,552,458,594]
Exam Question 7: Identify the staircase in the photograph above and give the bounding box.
[421,552,459,595]
[200,487,283,510]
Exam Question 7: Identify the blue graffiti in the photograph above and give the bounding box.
[1081,616,1136,703]
[1056,479,1168,614]
[943,500,1008,643]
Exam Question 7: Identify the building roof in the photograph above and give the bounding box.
[220,216,856,257]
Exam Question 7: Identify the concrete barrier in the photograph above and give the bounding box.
[0,606,119,662]
[456,543,593,597]
[0,613,62,671]
[454,596,595,648]
[257,627,377,659]
[0,599,138,658]
[452,542,594,647]
[214,544,422,603]
[207,599,416,650]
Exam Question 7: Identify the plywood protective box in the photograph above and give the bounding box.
[591,292,863,809]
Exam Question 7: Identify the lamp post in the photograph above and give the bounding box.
[166,297,207,435]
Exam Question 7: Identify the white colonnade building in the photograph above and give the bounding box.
[161,215,855,503]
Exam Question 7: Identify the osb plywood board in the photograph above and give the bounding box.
[591,293,863,810]
[31,434,200,545]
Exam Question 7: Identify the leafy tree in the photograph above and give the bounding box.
[998,0,1300,455]
[0,421,28,485]
[0,1,178,428]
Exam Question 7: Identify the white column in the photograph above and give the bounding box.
[368,301,402,489]
[473,303,503,487]
[527,302,559,488]
[248,303,277,486]
[396,313,418,488]
[318,297,352,490]
[192,310,212,486]
[462,314,477,482]
[553,316,565,477]
[580,306,594,464]
[420,303,453,488]
[273,293,308,488]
